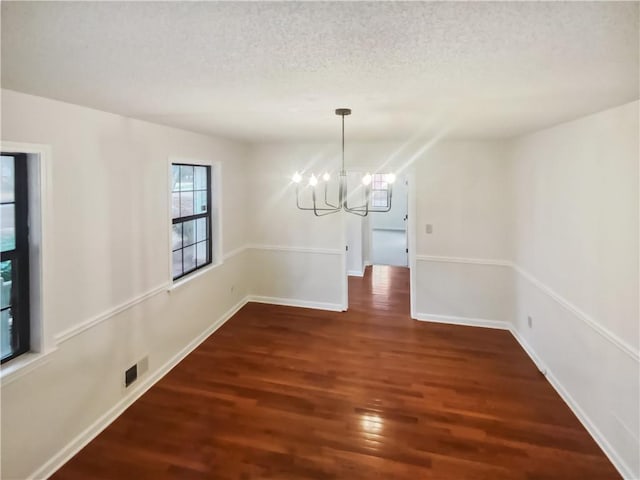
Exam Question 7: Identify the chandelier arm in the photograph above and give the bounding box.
[296,185,342,211]
[295,184,304,210]
[345,204,371,214]
[344,203,367,211]
[348,203,392,212]
[348,184,393,212]
[373,184,393,212]
[344,184,370,215]
[294,108,396,218]
[351,207,389,212]
[342,207,367,217]
[312,187,340,216]
[313,207,341,217]
[323,183,339,209]
[344,199,369,215]
[296,204,341,212]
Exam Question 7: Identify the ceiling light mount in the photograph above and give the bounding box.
[292,108,394,217]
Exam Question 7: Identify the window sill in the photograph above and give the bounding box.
[0,347,58,387]
[168,261,223,292]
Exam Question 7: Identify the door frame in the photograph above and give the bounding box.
[367,174,409,268]
[342,170,416,317]
[341,210,349,311]
[407,170,417,318]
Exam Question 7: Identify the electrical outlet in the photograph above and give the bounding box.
[527,316,533,328]
[425,224,433,234]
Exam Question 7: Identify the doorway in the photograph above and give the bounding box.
[344,172,412,314]
[369,174,408,267]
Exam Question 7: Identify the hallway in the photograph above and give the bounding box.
[349,265,410,316]
[370,230,408,267]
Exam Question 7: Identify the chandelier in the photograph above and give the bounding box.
[292,108,395,217]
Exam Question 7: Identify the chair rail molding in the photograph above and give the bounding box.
[415,254,638,363]
[248,244,344,256]
[415,254,512,267]
[513,264,639,363]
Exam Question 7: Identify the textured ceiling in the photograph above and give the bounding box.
[2,1,638,142]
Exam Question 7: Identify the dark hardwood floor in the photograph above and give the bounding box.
[53,266,620,479]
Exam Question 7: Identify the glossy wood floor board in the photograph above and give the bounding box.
[53,265,620,479]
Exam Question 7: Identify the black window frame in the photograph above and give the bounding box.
[1,152,30,364]
[171,163,213,281]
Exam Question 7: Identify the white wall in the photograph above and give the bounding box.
[0,89,251,479]
[413,141,514,325]
[245,143,346,309]
[508,101,639,479]
[246,140,514,325]
[362,215,370,265]
[245,141,421,306]
[370,174,408,231]
[2,89,636,480]
[346,174,365,276]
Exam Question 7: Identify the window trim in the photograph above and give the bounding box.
[0,141,56,382]
[171,163,212,281]
[1,153,30,364]
[167,157,222,286]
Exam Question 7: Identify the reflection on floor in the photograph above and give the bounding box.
[371,228,407,266]
[53,265,620,480]
[349,264,411,315]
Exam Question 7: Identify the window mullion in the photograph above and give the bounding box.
[171,163,213,281]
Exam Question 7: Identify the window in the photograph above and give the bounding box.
[171,163,212,280]
[371,173,389,208]
[1,153,30,363]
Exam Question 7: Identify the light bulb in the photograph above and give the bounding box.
[322,172,330,182]
[362,173,372,186]
[385,173,396,184]
[309,174,318,187]
[292,172,302,183]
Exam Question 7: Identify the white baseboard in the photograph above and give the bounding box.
[27,295,633,480]
[413,314,633,479]
[29,296,250,480]
[508,327,548,375]
[248,295,343,312]
[413,312,510,330]
[509,327,635,480]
